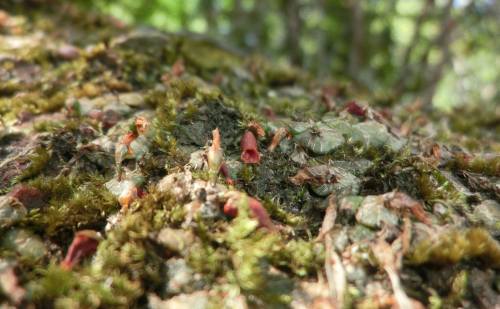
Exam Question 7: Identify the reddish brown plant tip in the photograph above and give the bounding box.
[223,200,238,217]
[121,132,137,146]
[208,128,223,170]
[135,116,149,135]
[247,121,265,138]
[240,130,261,164]
[223,196,276,231]
[384,192,431,225]
[430,143,441,159]
[345,101,366,117]
[248,197,276,231]
[219,163,234,185]
[268,127,290,152]
[212,71,225,85]
[61,230,100,270]
[9,185,45,210]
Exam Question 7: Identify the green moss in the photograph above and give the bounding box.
[407,228,500,267]
[262,199,305,226]
[414,161,467,207]
[0,92,65,121]
[17,147,51,182]
[451,154,500,177]
[27,263,141,308]
[272,239,323,277]
[33,120,65,132]
[444,270,468,307]
[24,174,118,237]
[239,165,256,183]
[180,39,243,73]
[89,202,169,300]
[186,242,226,282]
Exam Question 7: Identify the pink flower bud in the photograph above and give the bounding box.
[345,101,366,117]
[240,130,261,164]
[61,230,100,270]
[223,195,275,231]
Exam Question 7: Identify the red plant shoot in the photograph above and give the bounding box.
[223,195,276,231]
[345,101,366,117]
[240,130,261,164]
[219,163,234,185]
[61,230,100,270]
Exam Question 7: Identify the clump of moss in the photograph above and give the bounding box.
[0,92,65,121]
[223,206,292,306]
[24,174,118,238]
[414,160,466,206]
[33,120,65,132]
[27,263,141,308]
[17,147,51,182]
[407,227,500,267]
[85,192,182,305]
[272,239,323,277]
[450,154,500,177]
[262,198,306,227]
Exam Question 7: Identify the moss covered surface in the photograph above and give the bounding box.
[0,2,499,308]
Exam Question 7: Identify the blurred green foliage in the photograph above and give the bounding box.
[84,0,498,110]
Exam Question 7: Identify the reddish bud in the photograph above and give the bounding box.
[248,197,275,231]
[223,201,238,217]
[121,132,137,146]
[61,230,100,270]
[240,130,261,164]
[9,185,45,210]
[135,116,149,135]
[345,101,366,117]
[223,195,276,231]
[136,187,147,198]
[219,163,234,186]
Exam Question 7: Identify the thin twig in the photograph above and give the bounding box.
[320,195,346,308]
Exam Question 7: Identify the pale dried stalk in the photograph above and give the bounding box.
[320,196,346,308]
[372,239,415,309]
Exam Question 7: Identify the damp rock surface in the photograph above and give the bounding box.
[0,2,498,309]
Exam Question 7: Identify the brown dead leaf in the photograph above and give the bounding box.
[247,121,265,138]
[290,165,337,186]
[268,127,290,152]
[383,191,430,225]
